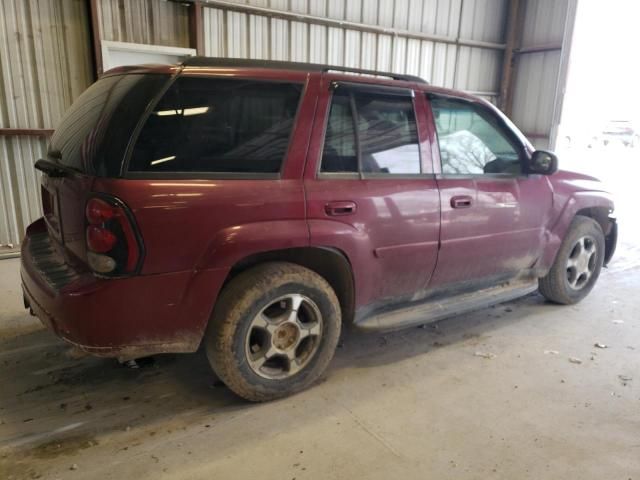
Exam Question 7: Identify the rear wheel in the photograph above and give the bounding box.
[539,216,605,304]
[205,262,341,402]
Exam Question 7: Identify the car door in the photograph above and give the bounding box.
[304,75,441,310]
[425,94,554,290]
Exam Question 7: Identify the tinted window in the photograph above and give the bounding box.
[321,88,420,175]
[321,91,357,173]
[49,74,169,176]
[430,97,521,175]
[356,92,420,174]
[129,77,302,173]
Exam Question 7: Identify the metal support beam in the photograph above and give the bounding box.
[451,0,465,89]
[88,0,104,78]
[516,43,563,55]
[188,0,205,55]
[0,128,54,137]
[499,0,524,115]
[523,132,550,140]
[199,0,507,51]
[465,90,500,98]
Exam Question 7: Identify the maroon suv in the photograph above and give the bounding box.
[21,58,617,401]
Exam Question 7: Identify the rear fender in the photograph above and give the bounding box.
[171,220,310,346]
[196,220,310,270]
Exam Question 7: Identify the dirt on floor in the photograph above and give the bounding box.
[1,254,639,480]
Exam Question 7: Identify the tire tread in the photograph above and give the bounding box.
[539,215,604,305]
[206,262,341,402]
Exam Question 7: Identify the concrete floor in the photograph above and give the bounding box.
[1,256,639,479]
[1,145,639,479]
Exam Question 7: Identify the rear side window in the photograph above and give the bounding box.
[128,77,302,174]
[322,93,357,173]
[321,87,421,175]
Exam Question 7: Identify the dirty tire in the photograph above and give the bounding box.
[205,262,341,402]
[539,215,605,305]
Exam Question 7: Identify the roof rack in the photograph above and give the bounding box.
[182,56,428,84]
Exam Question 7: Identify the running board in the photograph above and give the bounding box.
[355,279,538,331]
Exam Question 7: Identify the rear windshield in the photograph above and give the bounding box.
[127,76,303,174]
[49,74,170,176]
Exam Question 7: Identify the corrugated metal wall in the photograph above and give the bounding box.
[511,0,576,149]
[0,0,575,250]
[99,0,190,47]
[0,0,190,249]
[0,0,92,248]
[203,0,508,104]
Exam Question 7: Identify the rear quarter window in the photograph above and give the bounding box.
[127,76,303,175]
[49,74,170,176]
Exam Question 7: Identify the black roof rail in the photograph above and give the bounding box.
[182,56,428,84]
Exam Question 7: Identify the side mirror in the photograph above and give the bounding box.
[528,150,558,175]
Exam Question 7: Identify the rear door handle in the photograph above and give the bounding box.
[450,195,473,209]
[325,201,357,216]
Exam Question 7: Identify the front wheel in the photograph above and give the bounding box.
[539,216,605,304]
[205,262,341,402]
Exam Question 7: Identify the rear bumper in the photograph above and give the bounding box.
[21,218,228,359]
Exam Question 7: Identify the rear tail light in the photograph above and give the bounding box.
[86,226,117,253]
[86,198,115,224]
[85,196,143,276]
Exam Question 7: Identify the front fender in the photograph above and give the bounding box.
[540,191,615,271]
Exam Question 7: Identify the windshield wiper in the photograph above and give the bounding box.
[35,159,71,177]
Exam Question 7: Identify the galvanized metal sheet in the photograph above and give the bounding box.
[0,0,92,247]
[521,0,567,47]
[99,0,190,47]
[511,0,575,148]
[512,51,563,135]
[202,0,507,93]
[0,0,574,248]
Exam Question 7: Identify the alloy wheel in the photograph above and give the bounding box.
[245,294,323,379]
[566,235,598,290]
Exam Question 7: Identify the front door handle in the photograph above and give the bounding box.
[450,195,473,209]
[325,201,357,216]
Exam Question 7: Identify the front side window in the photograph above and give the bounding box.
[129,77,302,174]
[321,88,421,175]
[430,97,522,175]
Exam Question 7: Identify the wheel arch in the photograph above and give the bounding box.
[540,192,616,273]
[574,207,617,266]
[222,247,356,325]
[575,207,609,235]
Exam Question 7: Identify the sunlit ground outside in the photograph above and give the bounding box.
[557,0,640,270]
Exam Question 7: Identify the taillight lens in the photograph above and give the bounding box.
[86,198,115,224]
[85,196,142,275]
[86,226,117,253]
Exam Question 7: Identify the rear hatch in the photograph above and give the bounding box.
[39,71,171,266]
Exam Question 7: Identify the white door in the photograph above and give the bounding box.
[101,40,196,72]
